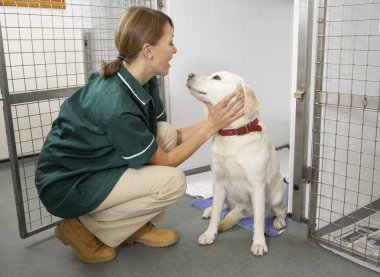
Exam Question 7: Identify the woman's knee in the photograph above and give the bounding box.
[172,168,187,194]
[152,168,186,200]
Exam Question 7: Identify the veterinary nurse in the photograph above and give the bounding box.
[35,6,244,263]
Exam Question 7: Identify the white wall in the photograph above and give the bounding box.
[164,0,294,170]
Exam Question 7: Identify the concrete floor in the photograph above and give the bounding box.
[0,162,378,277]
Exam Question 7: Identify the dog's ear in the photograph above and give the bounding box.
[237,83,259,116]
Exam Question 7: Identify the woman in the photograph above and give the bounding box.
[35,6,244,263]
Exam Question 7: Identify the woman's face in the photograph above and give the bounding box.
[151,22,177,76]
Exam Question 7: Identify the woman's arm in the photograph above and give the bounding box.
[176,120,205,145]
[148,92,244,167]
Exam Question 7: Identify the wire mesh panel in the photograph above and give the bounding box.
[0,0,156,238]
[308,0,380,268]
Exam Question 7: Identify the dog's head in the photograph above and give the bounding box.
[186,71,260,121]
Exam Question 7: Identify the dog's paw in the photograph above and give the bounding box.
[273,216,286,230]
[250,242,268,256]
[202,207,212,219]
[198,231,216,245]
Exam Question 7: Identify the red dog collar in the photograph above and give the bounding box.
[218,118,262,136]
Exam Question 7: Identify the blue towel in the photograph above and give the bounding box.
[191,178,288,237]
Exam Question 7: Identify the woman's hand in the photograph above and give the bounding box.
[202,92,244,134]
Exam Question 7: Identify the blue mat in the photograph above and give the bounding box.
[191,178,288,237]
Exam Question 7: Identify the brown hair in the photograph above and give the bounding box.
[100,6,174,79]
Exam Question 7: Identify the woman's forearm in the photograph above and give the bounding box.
[177,120,206,144]
[149,121,214,167]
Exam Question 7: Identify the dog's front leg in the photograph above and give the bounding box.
[198,184,227,245]
[250,186,268,256]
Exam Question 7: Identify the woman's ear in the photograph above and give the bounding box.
[142,43,153,59]
[237,83,260,116]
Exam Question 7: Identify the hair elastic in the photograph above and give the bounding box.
[117,53,125,61]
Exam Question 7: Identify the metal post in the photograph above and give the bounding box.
[292,0,315,223]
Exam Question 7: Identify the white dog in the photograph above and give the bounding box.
[186,71,287,256]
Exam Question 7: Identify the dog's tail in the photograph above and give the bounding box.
[218,208,245,232]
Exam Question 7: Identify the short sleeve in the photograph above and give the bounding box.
[107,112,158,168]
[150,76,167,122]
[156,100,167,122]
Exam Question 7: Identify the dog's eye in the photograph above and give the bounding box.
[212,75,221,80]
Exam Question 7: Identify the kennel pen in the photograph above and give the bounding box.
[293,0,380,269]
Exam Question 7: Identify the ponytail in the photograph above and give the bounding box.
[99,59,123,79]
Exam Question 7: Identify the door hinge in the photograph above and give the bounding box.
[304,166,313,183]
[157,0,164,8]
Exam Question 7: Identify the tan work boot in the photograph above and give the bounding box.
[124,222,177,247]
[55,218,117,263]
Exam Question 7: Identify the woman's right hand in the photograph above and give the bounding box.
[202,92,244,134]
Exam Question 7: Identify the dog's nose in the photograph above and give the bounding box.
[188,73,195,79]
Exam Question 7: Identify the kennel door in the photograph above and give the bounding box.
[0,0,158,238]
[306,0,380,268]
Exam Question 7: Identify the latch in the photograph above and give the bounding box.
[293,90,305,99]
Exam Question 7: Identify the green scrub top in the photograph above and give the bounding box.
[35,64,167,218]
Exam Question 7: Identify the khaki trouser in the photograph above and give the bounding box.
[79,122,187,247]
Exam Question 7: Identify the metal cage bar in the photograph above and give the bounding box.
[0,0,158,238]
[308,0,328,239]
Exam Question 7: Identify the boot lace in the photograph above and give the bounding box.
[146,222,156,231]
[88,232,100,247]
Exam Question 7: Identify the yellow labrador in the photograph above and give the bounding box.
[186,71,287,256]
